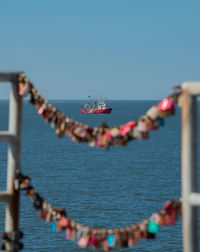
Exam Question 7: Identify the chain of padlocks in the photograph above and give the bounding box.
[0,74,182,250]
[1,171,181,251]
[17,74,182,149]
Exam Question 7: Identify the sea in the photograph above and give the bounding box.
[0,100,185,251]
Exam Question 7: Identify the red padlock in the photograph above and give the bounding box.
[120,121,136,136]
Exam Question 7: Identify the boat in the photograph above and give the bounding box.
[81,96,112,114]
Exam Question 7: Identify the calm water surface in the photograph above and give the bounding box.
[0,100,185,251]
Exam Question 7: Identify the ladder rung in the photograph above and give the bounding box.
[188,192,200,206]
[0,131,15,142]
[0,191,12,202]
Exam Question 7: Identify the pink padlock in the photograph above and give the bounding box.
[58,218,69,228]
[66,228,72,239]
[78,236,90,248]
[104,130,113,141]
[158,98,175,112]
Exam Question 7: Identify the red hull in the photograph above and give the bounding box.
[81,108,112,114]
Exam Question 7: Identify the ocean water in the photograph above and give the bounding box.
[0,100,184,251]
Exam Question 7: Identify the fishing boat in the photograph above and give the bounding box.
[81,96,112,114]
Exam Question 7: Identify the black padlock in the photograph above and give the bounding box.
[33,194,44,210]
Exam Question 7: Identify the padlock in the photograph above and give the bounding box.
[118,232,128,248]
[89,139,96,147]
[29,94,36,105]
[136,120,149,139]
[128,127,138,139]
[26,187,36,197]
[45,110,54,123]
[103,130,114,149]
[146,106,160,120]
[78,235,90,248]
[52,222,57,233]
[163,201,175,214]
[157,98,175,117]
[146,232,156,239]
[56,122,66,138]
[71,229,76,240]
[140,116,153,131]
[38,104,47,117]
[89,235,100,248]
[153,117,165,128]
[138,223,147,239]
[45,211,53,222]
[54,207,67,217]
[163,214,172,226]
[127,232,134,247]
[96,135,106,148]
[19,82,31,97]
[158,214,165,226]
[107,234,116,248]
[119,136,128,146]
[147,215,160,234]
[38,210,48,221]
[137,120,148,132]
[19,177,31,190]
[103,240,110,251]
[103,130,113,141]
[133,229,141,243]
[58,218,69,229]
[33,194,43,210]
[66,228,72,240]
[109,127,120,137]
[120,121,136,136]
[73,126,83,136]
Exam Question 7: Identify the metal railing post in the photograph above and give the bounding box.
[0,72,23,251]
[182,84,199,252]
[5,80,23,232]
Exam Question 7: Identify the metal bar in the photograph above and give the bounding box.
[189,193,200,206]
[0,191,12,202]
[0,131,15,142]
[182,89,198,252]
[182,82,200,96]
[0,72,22,83]
[5,80,23,232]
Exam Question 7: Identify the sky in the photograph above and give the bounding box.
[0,0,200,100]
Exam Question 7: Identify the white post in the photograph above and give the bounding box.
[5,80,23,232]
[182,88,198,252]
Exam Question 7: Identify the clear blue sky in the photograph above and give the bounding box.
[0,0,200,100]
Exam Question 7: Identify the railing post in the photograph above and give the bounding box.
[182,88,198,252]
[5,80,23,232]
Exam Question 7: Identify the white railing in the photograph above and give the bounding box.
[0,72,23,247]
[182,82,200,252]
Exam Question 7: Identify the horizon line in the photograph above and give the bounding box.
[0,98,161,101]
